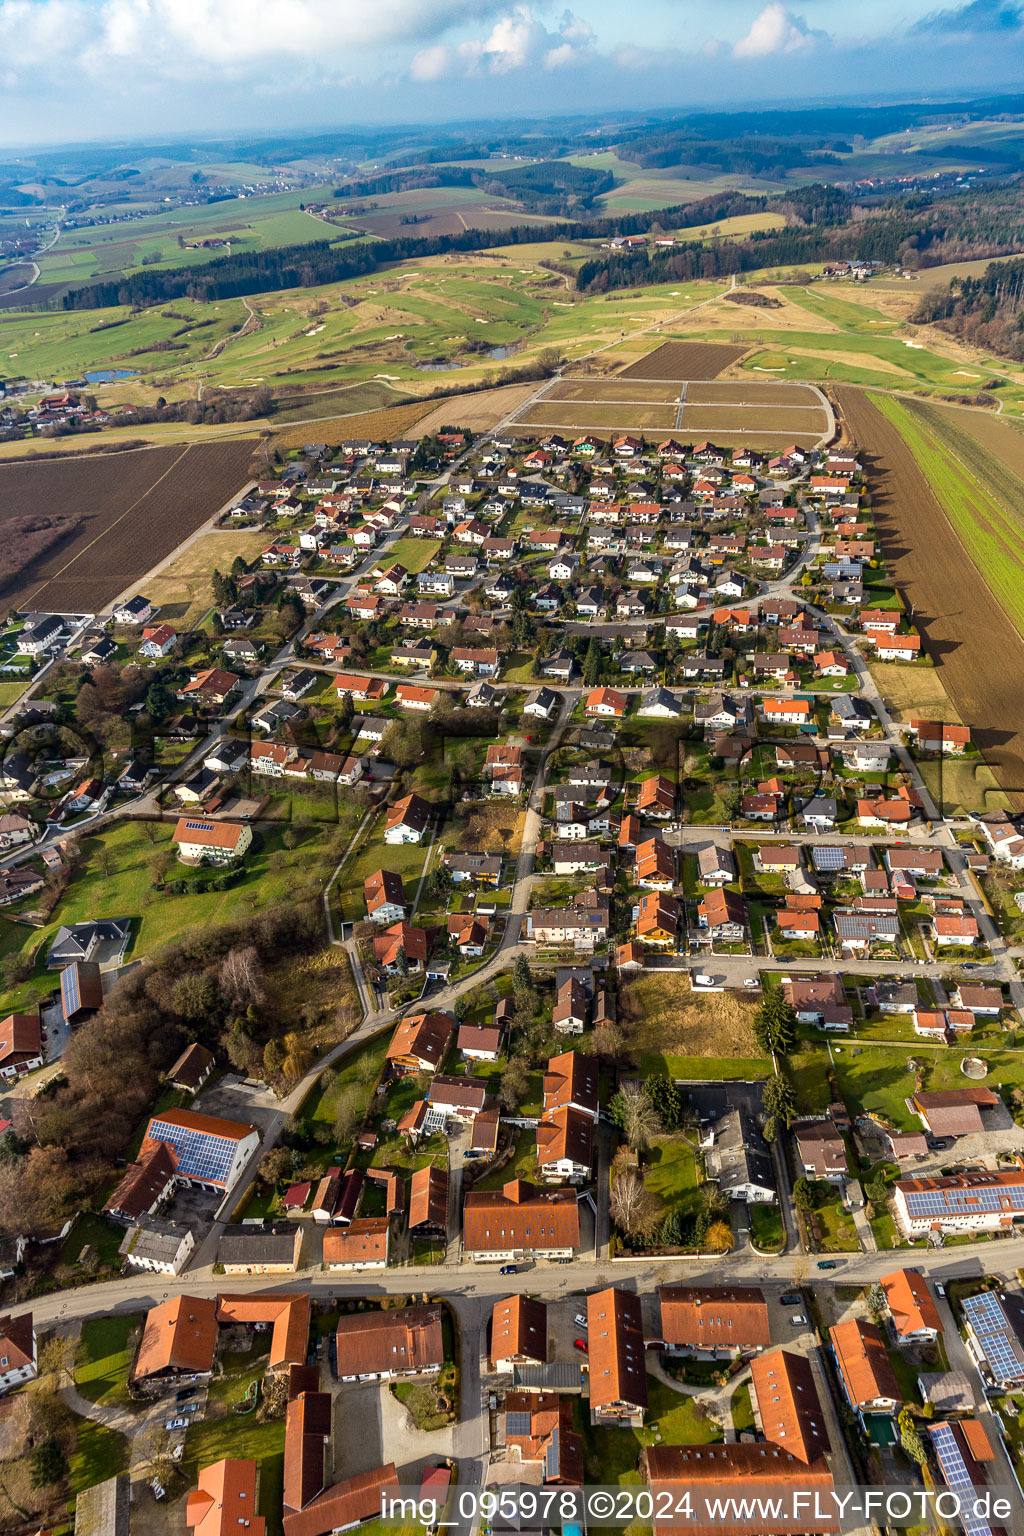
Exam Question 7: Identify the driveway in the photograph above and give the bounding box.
[332,1382,386,1478]
[382,1377,456,1475]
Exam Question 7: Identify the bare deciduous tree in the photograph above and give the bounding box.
[616,1081,662,1152]
[220,945,266,1010]
[610,1170,659,1239]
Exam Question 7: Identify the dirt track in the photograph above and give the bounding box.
[836,385,1024,807]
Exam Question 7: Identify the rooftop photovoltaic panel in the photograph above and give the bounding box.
[506,1412,532,1436]
[929,1424,993,1536]
[812,846,846,871]
[962,1293,1024,1383]
[148,1117,240,1185]
[906,1183,1024,1218]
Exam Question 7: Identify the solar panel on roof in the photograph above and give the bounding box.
[961,1293,1024,1384]
[929,1423,994,1536]
[149,1117,241,1185]
[506,1412,532,1436]
[545,1424,561,1479]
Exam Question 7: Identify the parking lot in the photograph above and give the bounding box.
[193,1073,281,1132]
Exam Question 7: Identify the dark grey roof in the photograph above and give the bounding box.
[217,1224,299,1265]
[512,1361,586,1392]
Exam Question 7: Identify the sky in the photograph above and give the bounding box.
[0,0,1023,145]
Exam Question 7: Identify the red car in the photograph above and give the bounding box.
[573,1338,588,1353]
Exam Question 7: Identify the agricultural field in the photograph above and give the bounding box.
[547,379,683,403]
[509,370,828,446]
[837,385,1024,807]
[0,437,255,615]
[33,191,349,293]
[870,394,1024,639]
[618,340,746,380]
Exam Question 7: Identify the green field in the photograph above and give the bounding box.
[871,392,1024,639]
[0,813,359,1013]
[77,1315,140,1406]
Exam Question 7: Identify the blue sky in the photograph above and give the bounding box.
[0,0,1022,145]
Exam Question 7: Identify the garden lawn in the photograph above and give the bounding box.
[473,1130,538,1190]
[77,1315,141,1406]
[581,1373,722,1487]
[68,1415,130,1495]
[644,1136,702,1220]
[302,1036,389,1126]
[374,537,442,574]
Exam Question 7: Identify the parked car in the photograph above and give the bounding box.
[779,1292,801,1306]
[790,1314,807,1326]
[176,1388,196,1401]
[574,1313,588,1330]
[165,1418,189,1432]
[573,1338,588,1353]
[817,1260,837,1270]
[935,1282,947,1299]
[928,1138,951,1151]
[499,1264,518,1276]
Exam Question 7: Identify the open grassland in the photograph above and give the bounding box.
[0,437,255,615]
[36,191,344,291]
[915,756,1011,817]
[742,330,977,392]
[781,285,900,335]
[144,528,272,625]
[410,381,541,434]
[625,971,770,1078]
[618,340,746,380]
[868,659,961,724]
[838,385,1024,807]
[870,393,1024,639]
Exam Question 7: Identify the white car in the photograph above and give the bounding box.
[574,1313,588,1330]
[790,1314,807,1326]
[165,1417,189,1431]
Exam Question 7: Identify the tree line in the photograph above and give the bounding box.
[57,186,797,311]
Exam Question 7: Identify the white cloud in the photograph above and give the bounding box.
[733,1,819,56]
[0,0,504,80]
[410,4,592,79]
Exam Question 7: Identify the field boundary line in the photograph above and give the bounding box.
[674,383,687,432]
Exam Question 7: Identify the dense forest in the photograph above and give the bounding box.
[574,184,1024,295]
[913,256,1024,359]
[332,158,613,217]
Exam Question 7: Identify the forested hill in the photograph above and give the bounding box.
[574,184,1024,296]
[332,159,615,217]
[59,185,814,310]
[913,258,1024,360]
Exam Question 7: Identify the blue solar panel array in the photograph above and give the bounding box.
[148,1117,241,1185]
[904,1180,1024,1220]
[962,1293,1024,1384]
[812,846,846,871]
[60,966,82,1017]
[929,1423,993,1536]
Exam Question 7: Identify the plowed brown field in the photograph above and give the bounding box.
[547,379,682,404]
[836,385,1024,807]
[0,438,256,616]
[618,341,745,380]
